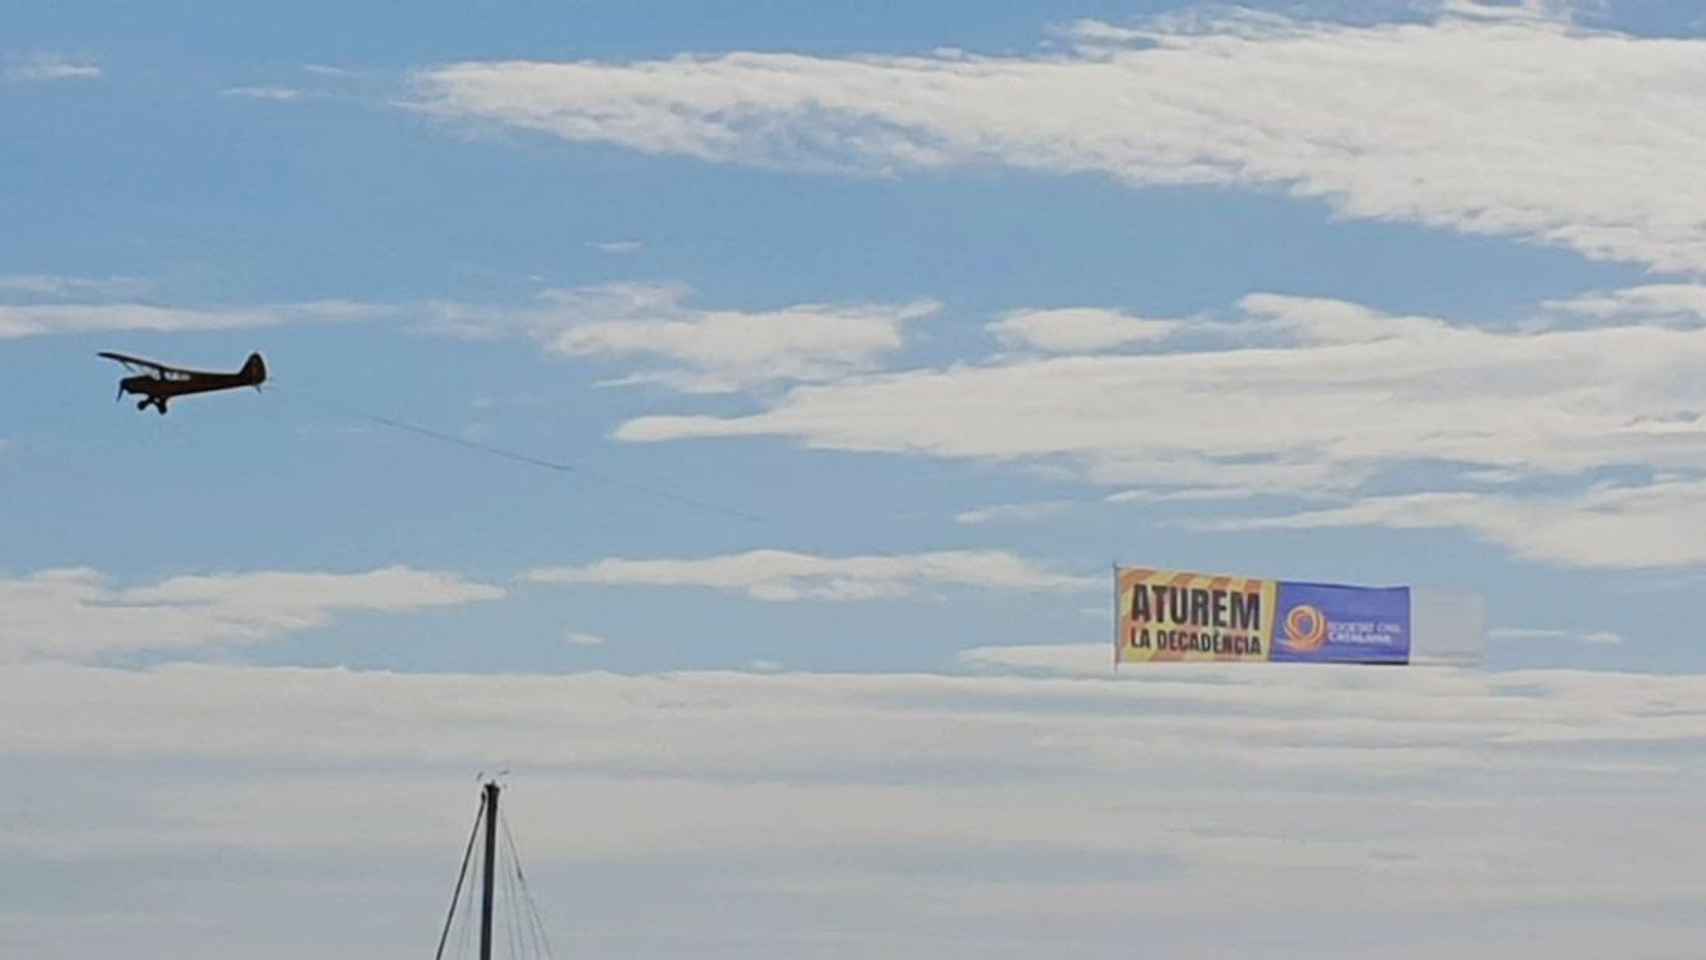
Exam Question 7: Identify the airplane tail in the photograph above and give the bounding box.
[243,352,267,387]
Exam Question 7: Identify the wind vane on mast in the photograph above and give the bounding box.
[434,780,557,960]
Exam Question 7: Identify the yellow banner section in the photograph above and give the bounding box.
[1115,567,1276,663]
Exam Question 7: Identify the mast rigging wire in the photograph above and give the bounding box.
[435,794,486,960]
[502,807,558,960]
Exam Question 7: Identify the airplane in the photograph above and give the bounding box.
[98,350,267,414]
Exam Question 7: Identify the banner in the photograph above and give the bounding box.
[1114,567,1410,665]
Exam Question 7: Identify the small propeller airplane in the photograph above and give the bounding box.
[98,351,267,414]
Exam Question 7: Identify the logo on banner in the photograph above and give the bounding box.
[1282,604,1328,652]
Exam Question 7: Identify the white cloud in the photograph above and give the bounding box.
[1105,487,1264,505]
[431,283,941,393]
[524,549,1099,601]
[1465,0,1617,23]
[0,275,148,298]
[588,239,644,254]
[221,85,303,101]
[988,308,1179,353]
[1237,292,1454,344]
[1489,627,1571,642]
[1461,468,1526,485]
[1207,481,1706,569]
[603,288,1706,567]
[1491,627,1624,646]
[958,642,1112,676]
[412,8,1706,274]
[564,630,607,647]
[0,566,505,663]
[0,299,387,339]
[1542,284,1706,326]
[5,54,100,82]
[954,500,1073,525]
[612,292,1706,507]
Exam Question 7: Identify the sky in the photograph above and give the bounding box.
[5,0,1706,955]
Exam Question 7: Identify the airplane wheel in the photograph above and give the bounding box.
[137,400,148,411]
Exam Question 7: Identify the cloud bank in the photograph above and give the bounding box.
[610,291,1706,568]
[413,7,1706,274]
[5,659,1706,957]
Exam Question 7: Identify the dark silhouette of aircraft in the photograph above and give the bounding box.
[98,351,267,414]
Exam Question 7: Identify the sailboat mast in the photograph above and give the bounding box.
[480,780,499,960]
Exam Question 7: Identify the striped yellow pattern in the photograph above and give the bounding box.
[1114,567,1276,664]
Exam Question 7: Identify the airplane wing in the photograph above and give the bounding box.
[99,351,172,372]
[97,352,196,379]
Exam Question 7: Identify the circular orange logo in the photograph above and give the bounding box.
[1283,604,1328,651]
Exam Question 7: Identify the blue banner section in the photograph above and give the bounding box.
[1271,581,1411,664]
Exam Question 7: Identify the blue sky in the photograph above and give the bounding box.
[7,1,1706,956]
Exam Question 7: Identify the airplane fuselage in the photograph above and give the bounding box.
[121,372,252,400]
[115,353,267,413]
